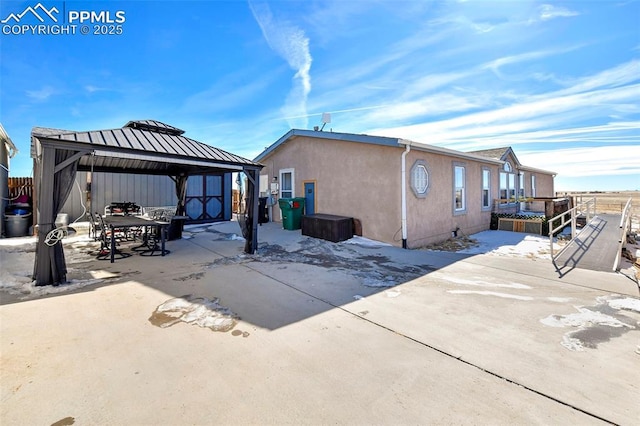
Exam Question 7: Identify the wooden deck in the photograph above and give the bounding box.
[554,213,622,272]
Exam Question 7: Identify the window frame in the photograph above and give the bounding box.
[410,160,430,198]
[481,167,491,210]
[531,175,536,198]
[499,164,517,207]
[279,168,295,199]
[453,163,466,215]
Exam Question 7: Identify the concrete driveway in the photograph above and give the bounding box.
[1,221,639,425]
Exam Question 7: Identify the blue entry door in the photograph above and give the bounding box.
[304,182,315,215]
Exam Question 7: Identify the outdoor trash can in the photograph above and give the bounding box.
[4,212,31,237]
[278,197,305,230]
[258,197,269,224]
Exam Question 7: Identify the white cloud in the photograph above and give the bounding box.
[519,145,640,178]
[84,85,105,93]
[362,58,640,146]
[549,60,640,97]
[250,1,312,129]
[25,86,55,101]
[482,46,584,79]
[181,70,278,115]
[367,84,640,145]
[538,4,579,21]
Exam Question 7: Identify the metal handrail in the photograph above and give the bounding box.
[549,197,596,260]
[613,198,633,271]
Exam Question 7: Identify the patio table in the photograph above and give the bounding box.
[102,215,170,263]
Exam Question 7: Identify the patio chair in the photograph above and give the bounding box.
[133,209,171,257]
[94,213,131,261]
[88,212,101,241]
[237,213,249,239]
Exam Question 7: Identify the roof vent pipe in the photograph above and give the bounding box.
[400,140,411,249]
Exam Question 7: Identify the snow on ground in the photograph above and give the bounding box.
[540,295,639,351]
[149,295,239,332]
[0,232,107,298]
[441,230,558,259]
[343,236,392,248]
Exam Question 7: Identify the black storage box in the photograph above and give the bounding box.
[168,215,188,240]
[302,214,353,243]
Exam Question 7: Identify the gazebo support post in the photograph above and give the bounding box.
[243,168,259,254]
[33,145,62,286]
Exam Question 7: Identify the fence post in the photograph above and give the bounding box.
[571,209,576,239]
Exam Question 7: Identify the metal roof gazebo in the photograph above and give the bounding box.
[30,120,263,286]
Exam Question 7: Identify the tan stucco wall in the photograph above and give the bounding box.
[260,136,402,244]
[259,135,556,247]
[531,172,554,197]
[404,150,497,247]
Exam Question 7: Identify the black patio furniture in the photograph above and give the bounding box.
[102,214,170,263]
[94,213,131,261]
[105,201,142,216]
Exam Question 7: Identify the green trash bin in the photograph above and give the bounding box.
[278,197,306,230]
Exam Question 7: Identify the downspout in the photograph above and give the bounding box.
[400,140,411,249]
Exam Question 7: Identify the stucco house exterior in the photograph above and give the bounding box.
[255,129,556,248]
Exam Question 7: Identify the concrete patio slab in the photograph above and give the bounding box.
[1,221,639,425]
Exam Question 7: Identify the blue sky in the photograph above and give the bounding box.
[1,0,639,191]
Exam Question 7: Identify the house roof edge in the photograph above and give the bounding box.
[253,129,401,162]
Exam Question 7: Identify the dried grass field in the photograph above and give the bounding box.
[558,191,639,215]
[557,191,640,238]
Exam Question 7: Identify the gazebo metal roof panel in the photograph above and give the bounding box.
[35,126,261,171]
[123,119,185,135]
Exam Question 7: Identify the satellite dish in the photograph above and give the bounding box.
[320,112,331,131]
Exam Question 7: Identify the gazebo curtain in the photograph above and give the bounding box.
[243,169,258,254]
[33,148,80,286]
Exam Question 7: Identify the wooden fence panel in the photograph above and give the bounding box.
[7,177,33,202]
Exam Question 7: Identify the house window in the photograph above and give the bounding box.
[279,168,294,198]
[410,160,430,198]
[500,164,516,204]
[519,172,525,199]
[454,165,465,213]
[482,168,491,209]
[499,172,508,200]
[531,175,536,197]
[509,173,515,200]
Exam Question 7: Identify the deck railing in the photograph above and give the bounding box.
[549,197,596,260]
[613,198,633,271]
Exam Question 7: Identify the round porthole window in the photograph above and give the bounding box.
[410,160,430,198]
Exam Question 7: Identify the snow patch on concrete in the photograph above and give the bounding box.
[540,308,634,329]
[432,272,531,289]
[447,290,534,300]
[600,296,640,313]
[541,297,638,352]
[343,236,392,248]
[150,295,239,332]
[547,297,574,303]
